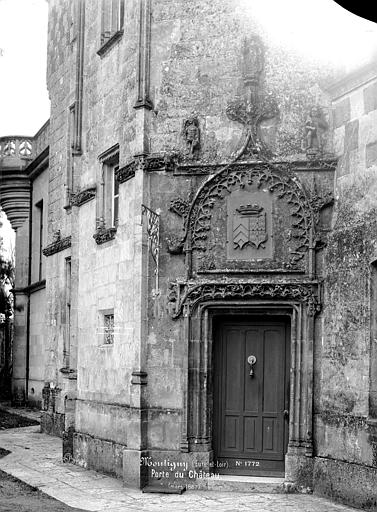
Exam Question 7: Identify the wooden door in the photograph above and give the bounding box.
[213,319,290,476]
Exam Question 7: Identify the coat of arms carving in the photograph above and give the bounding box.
[233,204,267,250]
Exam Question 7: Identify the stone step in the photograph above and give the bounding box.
[206,475,286,493]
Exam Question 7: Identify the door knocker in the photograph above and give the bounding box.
[247,355,257,377]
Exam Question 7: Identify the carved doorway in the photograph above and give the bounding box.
[213,316,290,477]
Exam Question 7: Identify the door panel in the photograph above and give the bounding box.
[214,318,289,476]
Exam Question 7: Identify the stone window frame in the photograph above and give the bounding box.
[34,199,44,282]
[94,144,119,245]
[97,308,115,347]
[97,0,124,57]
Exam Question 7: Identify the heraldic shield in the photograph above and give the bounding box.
[233,204,267,250]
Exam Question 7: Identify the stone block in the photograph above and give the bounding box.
[73,432,125,479]
[313,457,377,510]
[123,449,149,488]
[285,451,313,490]
[366,141,377,168]
[333,98,351,128]
[364,81,377,114]
[344,119,359,152]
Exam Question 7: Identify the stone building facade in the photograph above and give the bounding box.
[0,0,376,509]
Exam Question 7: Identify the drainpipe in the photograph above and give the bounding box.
[25,181,33,404]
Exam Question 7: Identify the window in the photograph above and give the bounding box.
[103,158,119,229]
[112,164,119,228]
[94,145,119,244]
[63,257,72,368]
[98,0,124,55]
[104,313,114,345]
[36,200,44,281]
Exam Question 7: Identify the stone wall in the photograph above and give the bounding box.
[314,65,377,509]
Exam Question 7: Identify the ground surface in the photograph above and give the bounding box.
[0,424,360,512]
[0,470,87,512]
[0,410,39,430]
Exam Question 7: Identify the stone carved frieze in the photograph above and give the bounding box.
[42,236,72,257]
[118,154,176,179]
[116,161,136,183]
[93,226,117,245]
[71,186,96,206]
[168,280,321,319]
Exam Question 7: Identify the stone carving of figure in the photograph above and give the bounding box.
[184,117,200,159]
[242,35,264,87]
[305,106,328,152]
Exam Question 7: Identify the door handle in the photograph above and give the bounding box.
[284,409,289,419]
[247,355,257,377]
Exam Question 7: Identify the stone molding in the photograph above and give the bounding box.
[98,143,119,164]
[42,236,71,257]
[71,186,96,206]
[93,226,117,245]
[168,280,320,319]
[116,161,136,183]
[134,0,153,110]
[97,30,124,57]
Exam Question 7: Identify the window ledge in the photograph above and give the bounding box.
[93,226,117,245]
[97,30,123,57]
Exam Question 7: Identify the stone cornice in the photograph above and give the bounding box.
[42,236,71,257]
[326,59,377,100]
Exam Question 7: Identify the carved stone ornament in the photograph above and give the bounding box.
[186,163,313,268]
[168,281,321,319]
[93,226,117,245]
[71,186,96,206]
[233,204,267,250]
[166,234,184,255]
[116,161,136,183]
[42,236,72,257]
[226,93,279,159]
[241,35,264,87]
[304,106,328,157]
[226,35,279,159]
[169,198,190,218]
[183,117,200,159]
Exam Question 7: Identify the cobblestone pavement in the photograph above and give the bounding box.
[0,426,358,512]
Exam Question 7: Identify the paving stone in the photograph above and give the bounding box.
[0,427,357,512]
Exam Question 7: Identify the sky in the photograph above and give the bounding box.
[238,0,377,71]
[0,0,49,136]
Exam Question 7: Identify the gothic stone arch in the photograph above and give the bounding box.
[168,280,319,482]
[182,162,316,274]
